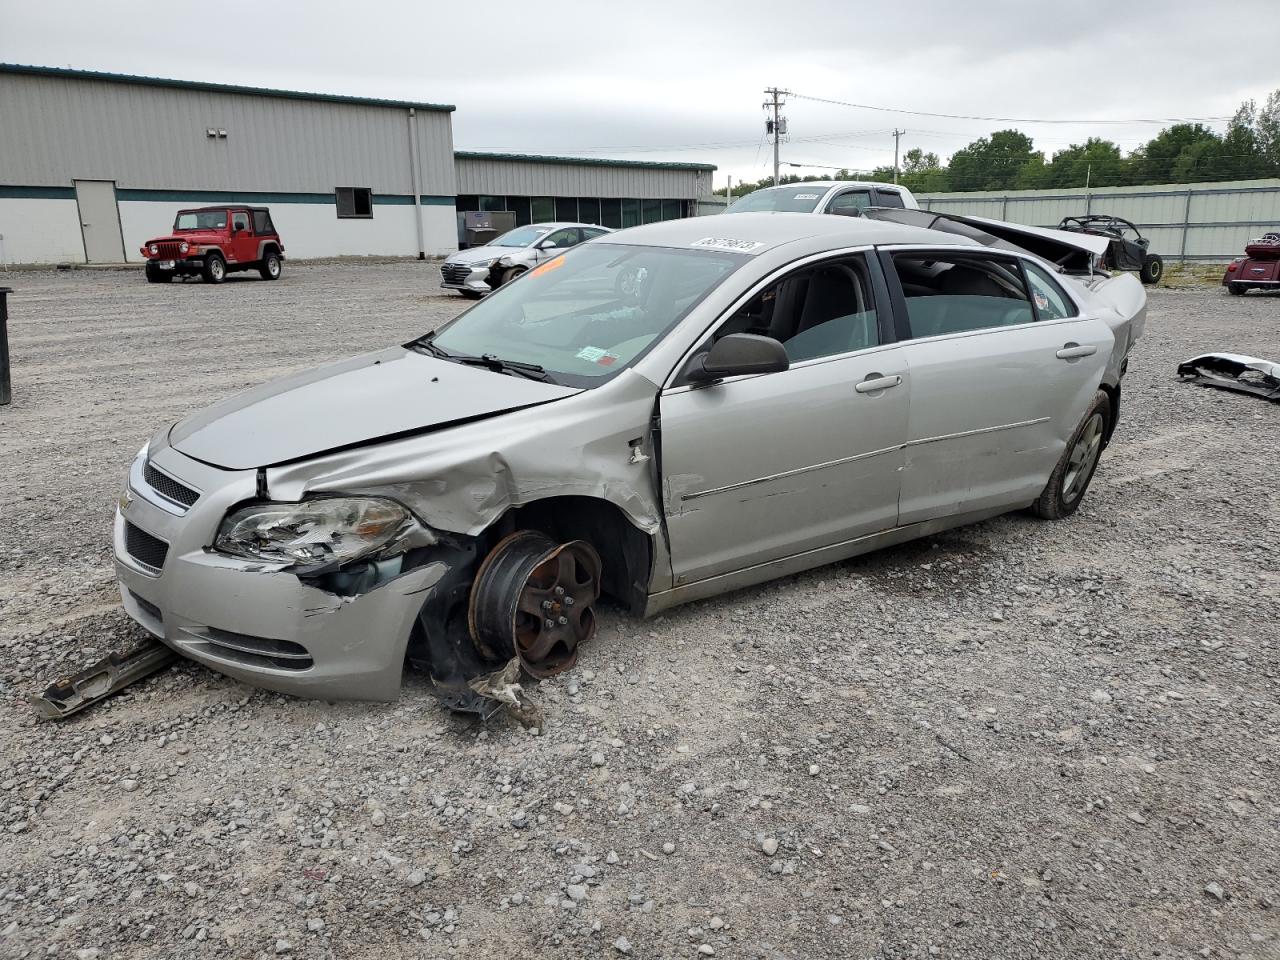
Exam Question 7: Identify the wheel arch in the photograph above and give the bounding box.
[256,239,282,260]
[487,495,654,616]
[1098,380,1120,448]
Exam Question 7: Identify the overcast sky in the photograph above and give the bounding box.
[2,0,1276,188]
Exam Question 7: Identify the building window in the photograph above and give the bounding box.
[555,197,578,222]
[336,187,373,218]
[600,198,622,229]
[508,196,532,227]
[642,199,662,224]
[661,199,683,221]
[577,198,601,225]
[479,195,507,212]
[531,197,555,222]
[621,199,641,228]
[455,195,480,212]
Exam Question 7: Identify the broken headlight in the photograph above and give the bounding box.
[214,497,414,568]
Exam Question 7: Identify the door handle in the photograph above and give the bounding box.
[854,374,902,394]
[1056,343,1097,360]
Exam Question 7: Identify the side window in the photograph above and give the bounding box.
[873,188,905,208]
[1023,262,1078,320]
[252,210,272,234]
[893,254,1034,339]
[543,228,579,249]
[583,227,610,240]
[708,255,880,364]
[827,190,872,216]
[335,187,373,219]
[231,211,250,233]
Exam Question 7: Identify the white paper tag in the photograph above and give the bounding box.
[690,237,765,254]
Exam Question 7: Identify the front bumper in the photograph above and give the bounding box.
[113,446,443,701]
[146,257,205,275]
[439,261,494,294]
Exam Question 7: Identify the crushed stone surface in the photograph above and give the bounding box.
[1,264,1277,959]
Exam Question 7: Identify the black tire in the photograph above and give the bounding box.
[258,250,282,281]
[500,266,527,287]
[1227,283,1246,296]
[1139,255,1163,285]
[1033,390,1111,520]
[460,290,484,300]
[202,253,226,284]
[144,267,172,284]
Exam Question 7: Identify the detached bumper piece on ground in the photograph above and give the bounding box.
[31,640,177,720]
[1177,353,1280,402]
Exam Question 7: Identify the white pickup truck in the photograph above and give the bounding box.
[724,180,919,215]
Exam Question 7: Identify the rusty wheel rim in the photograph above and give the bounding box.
[468,532,602,678]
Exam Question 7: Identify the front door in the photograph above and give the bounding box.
[73,180,125,263]
[887,250,1113,524]
[228,210,256,265]
[659,252,909,586]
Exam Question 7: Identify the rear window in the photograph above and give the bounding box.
[725,187,826,214]
[252,210,274,234]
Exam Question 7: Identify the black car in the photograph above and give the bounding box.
[1058,215,1163,285]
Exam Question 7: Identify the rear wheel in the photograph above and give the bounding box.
[258,250,282,281]
[1227,283,1247,296]
[1140,255,1163,285]
[202,253,226,284]
[1033,390,1111,520]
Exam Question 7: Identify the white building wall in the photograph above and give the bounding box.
[0,197,85,264]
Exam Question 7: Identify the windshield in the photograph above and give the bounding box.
[725,187,826,214]
[174,210,228,231]
[428,243,743,386]
[488,225,554,248]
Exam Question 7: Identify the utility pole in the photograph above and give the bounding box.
[892,128,905,185]
[763,87,788,185]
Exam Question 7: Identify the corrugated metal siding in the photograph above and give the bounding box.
[918,179,1280,260]
[455,156,709,199]
[0,73,456,195]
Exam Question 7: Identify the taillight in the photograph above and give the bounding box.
[1228,262,1238,272]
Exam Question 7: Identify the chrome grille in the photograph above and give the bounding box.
[441,262,473,283]
[124,522,169,574]
[143,461,199,509]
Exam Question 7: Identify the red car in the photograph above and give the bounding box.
[1223,233,1280,296]
[140,206,284,284]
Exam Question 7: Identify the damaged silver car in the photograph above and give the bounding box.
[113,212,1145,711]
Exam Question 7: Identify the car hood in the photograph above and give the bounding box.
[146,231,226,245]
[445,246,525,265]
[168,347,582,470]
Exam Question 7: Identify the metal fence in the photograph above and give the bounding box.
[917,178,1280,262]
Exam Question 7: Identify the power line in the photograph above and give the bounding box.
[789,91,1231,126]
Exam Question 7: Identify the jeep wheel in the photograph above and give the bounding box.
[202,253,226,284]
[144,266,172,284]
[1139,255,1163,285]
[259,251,282,281]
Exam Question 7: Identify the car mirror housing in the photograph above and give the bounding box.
[688,333,789,382]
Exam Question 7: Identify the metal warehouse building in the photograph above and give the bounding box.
[0,64,715,265]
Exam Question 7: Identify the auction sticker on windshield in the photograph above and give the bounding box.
[690,237,764,253]
[575,346,620,366]
[793,194,820,200]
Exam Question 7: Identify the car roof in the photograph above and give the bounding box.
[178,205,270,213]
[606,211,974,253]
[748,181,906,192]
[525,222,612,230]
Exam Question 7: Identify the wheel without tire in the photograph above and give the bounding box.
[259,251,282,281]
[468,531,602,678]
[1139,255,1163,285]
[1033,390,1111,520]
[202,253,226,284]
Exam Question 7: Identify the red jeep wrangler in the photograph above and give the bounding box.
[140,206,284,284]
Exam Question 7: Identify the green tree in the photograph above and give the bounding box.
[1043,138,1127,188]
[1128,123,1221,183]
[946,130,1041,191]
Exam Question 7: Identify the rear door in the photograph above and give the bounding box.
[659,250,909,585]
[885,249,1113,524]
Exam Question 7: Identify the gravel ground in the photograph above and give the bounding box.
[1,263,1277,960]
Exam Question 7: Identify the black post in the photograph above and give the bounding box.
[0,287,11,406]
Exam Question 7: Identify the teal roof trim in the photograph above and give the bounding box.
[455,150,715,172]
[0,63,455,112]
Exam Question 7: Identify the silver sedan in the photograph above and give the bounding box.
[114,213,1145,710]
[439,222,612,297]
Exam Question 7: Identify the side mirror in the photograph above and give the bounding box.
[537,239,557,250]
[687,333,789,382]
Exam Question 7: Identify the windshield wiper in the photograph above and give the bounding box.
[407,331,453,359]
[450,353,557,383]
